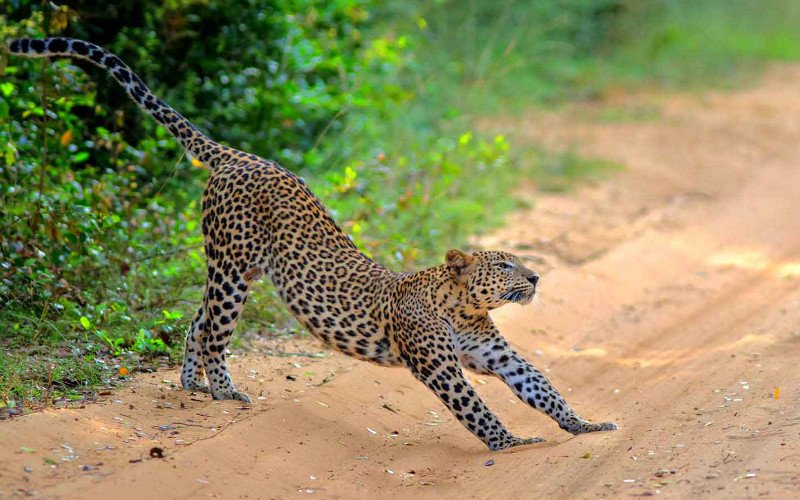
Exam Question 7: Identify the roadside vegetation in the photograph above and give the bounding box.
[2,0,799,412]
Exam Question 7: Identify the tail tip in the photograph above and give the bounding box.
[6,38,51,54]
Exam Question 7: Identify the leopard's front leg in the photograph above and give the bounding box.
[397,319,545,451]
[455,315,617,435]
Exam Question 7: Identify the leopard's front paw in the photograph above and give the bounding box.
[568,420,618,435]
[211,388,252,403]
[489,435,546,451]
[181,381,210,393]
[510,436,547,447]
[596,421,618,432]
[232,391,252,403]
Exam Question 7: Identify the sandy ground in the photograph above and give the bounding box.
[3,66,800,499]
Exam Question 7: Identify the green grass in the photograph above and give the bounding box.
[589,103,662,124]
[0,237,305,412]
[529,149,624,193]
[393,0,800,119]
[1,347,105,405]
[599,0,800,92]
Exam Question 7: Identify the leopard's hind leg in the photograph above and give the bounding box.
[198,257,252,402]
[181,304,209,392]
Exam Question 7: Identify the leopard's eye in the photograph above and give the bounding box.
[496,262,513,270]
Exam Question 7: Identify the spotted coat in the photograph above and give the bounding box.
[7,37,616,450]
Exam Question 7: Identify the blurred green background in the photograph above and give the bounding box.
[2,0,799,408]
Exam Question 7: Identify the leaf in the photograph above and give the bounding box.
[60,130,73,147]
[79,316,91,330]
[3,142,16,165]
[162,309,183,321]
[0,82,14,97]
[51,6,73,31]
[72,151,90,163]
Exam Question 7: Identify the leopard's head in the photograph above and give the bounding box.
[445,249,539,310]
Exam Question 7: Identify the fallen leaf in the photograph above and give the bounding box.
[382,402,400,414]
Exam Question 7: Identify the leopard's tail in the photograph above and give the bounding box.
[7,37,233,169]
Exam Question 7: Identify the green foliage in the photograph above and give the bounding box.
[317,133,516,265]
[4,0,395,170]
[0,11,207,409]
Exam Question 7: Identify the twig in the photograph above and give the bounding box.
[264,350,326,359]
[33,56,49,233]
[127,243,203,264]
[160,421,216,430]
[309,107,348,153]
[154,145,188,199]
[177,411,242,444]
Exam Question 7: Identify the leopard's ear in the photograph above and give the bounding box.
[446,249,475,282]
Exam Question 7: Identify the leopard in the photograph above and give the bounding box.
[7,37,617,451]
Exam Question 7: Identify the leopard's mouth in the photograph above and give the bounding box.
[500,288,535,304]
[518,290,535,305]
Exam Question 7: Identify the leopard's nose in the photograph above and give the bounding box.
[527,274,539,286]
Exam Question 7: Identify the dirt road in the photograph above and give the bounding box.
[3,66,800,499]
